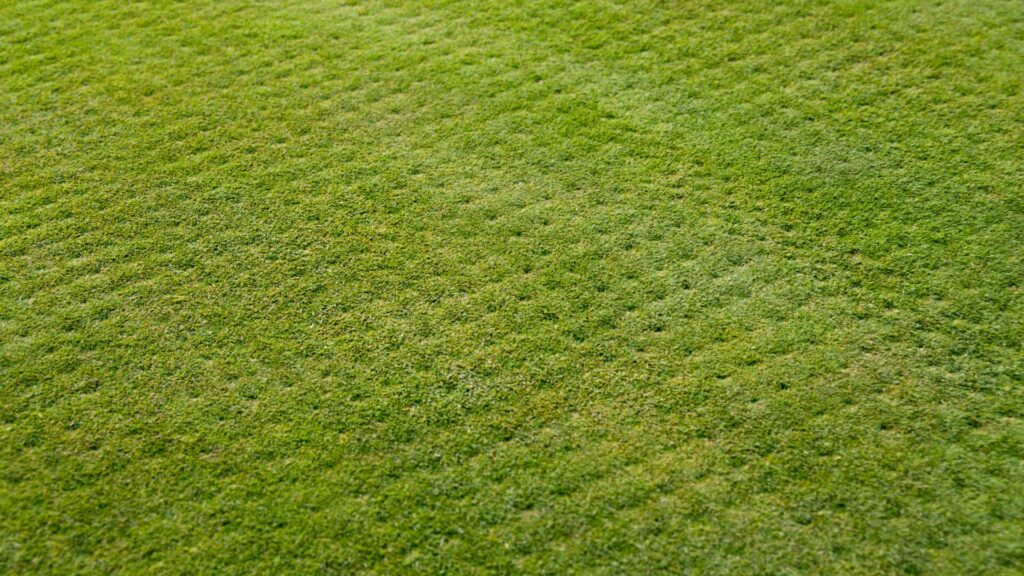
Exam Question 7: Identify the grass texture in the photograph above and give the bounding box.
[2,0,1023,573]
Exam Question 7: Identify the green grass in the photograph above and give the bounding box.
[2,0,1023,573]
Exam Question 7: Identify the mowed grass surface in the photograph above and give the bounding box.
[2,0,1023,573]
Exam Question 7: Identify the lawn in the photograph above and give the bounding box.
[2,0,1023,573]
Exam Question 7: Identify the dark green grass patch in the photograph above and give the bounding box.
[2,0,1023,573]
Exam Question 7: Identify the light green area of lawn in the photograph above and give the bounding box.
[2,0,1023,573]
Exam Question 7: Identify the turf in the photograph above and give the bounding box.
[2,0,1023,573]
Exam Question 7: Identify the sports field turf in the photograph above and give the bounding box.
[2,0,1023,573]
